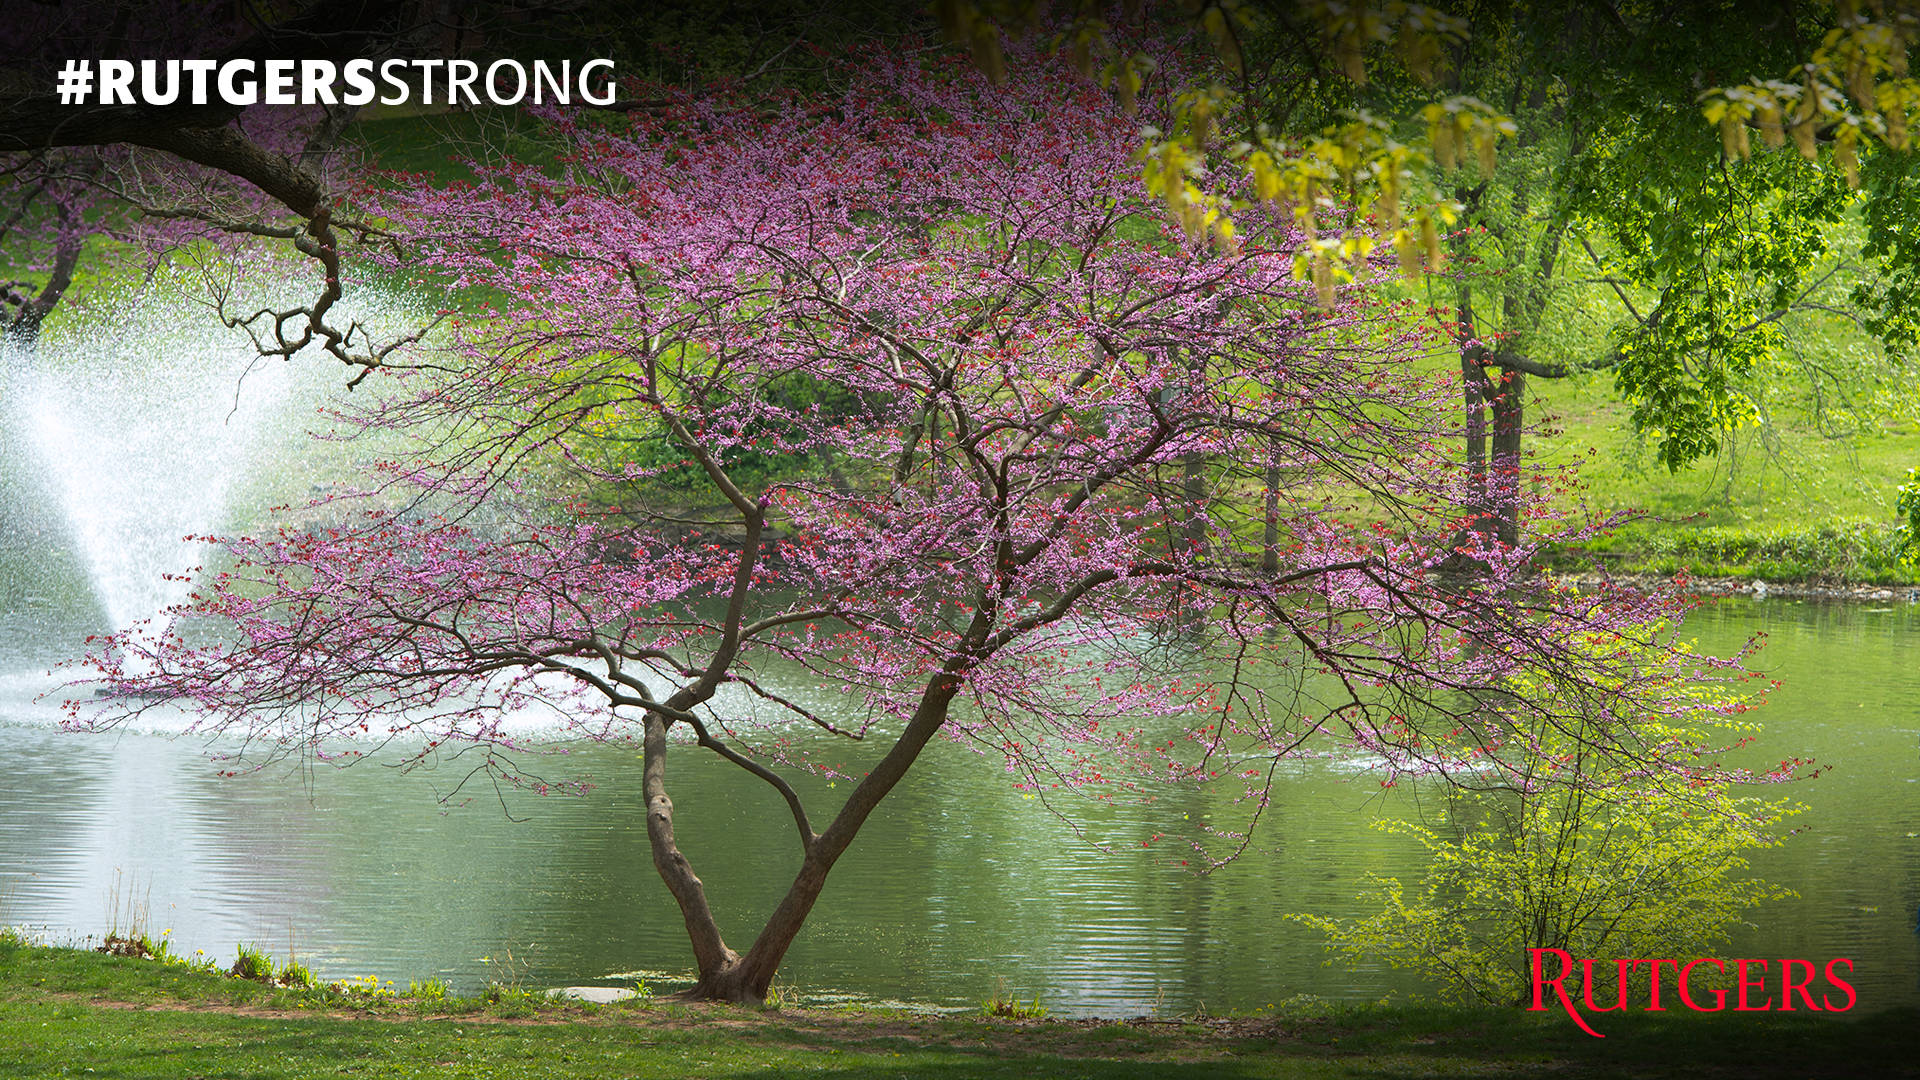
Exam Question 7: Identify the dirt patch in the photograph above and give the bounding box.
[63,994,620,1028]
[44,990,1298,1058]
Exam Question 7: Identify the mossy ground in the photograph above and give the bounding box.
[2,941,1913,1078]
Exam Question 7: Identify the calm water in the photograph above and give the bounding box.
[0,596,1914,1016]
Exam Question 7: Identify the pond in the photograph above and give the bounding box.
[0,596,1914,1017]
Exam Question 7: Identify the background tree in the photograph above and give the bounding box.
[1702,0,1920,555]
[947,1,1919,548]
[75,44,1769,1003]
[2,115,365,358]
[1,0,948,371]
[1415,1,1903,540]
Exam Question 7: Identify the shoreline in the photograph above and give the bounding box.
[1551,570,1920,604]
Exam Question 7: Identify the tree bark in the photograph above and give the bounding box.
[641,713,740,992]
[3,201,83,356]
[1489,365,1524,547]
[676,669,963,1003]
[1181,451,1209,556]
[1461,349,1493,545]
[1261,436,1280,575]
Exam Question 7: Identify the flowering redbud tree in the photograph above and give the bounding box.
[77,46,1782,1002]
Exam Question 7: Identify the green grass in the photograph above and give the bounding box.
[1557,519,1920,584]
[351,108,578,185]
[1531,372,1920,583]
[2,940,1914,1078]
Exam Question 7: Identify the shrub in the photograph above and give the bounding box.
[1293,622,1802,1005]
[1296,785,1798,1005]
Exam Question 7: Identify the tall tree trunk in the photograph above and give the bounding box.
[1461,350,1493,547]
[1489,365,1524,547]
[1181,452,1208,556]
[1261,436,1280,575]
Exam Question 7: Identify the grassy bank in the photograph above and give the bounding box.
[1533,370,1920,586]
[1544,520,1920,587]
[2,940,1914,1079]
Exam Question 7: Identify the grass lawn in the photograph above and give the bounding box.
[2,941,1914,1079]
[1526,357,1920,584]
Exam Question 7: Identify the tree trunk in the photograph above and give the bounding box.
[3,212,81,356]
[1181,452,1208,556]
[641,713,742,995]
[653,671,963,1003]
[1261,437,1280,575]
[1490,364,1524,547]
[1462,351,1493,546]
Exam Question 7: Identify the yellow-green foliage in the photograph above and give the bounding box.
[1296,785,1797,1006]
[1293,626,1800,1006]
[1899,466,1920,561]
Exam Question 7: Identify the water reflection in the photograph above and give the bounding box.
[0,598,1914,1016]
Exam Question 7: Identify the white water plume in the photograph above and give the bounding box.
[1,267,423,679]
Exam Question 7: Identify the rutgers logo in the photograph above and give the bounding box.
[1527,947,1856,1038]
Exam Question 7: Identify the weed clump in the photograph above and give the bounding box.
[229,944,274,982]
[983,979,1048,1020]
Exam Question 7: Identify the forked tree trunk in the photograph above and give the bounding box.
[642,714,738,985]
[1459,355,1525,552]
[642,673,963,1003]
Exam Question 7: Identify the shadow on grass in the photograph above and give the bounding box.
[10,1002,1913,1080]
